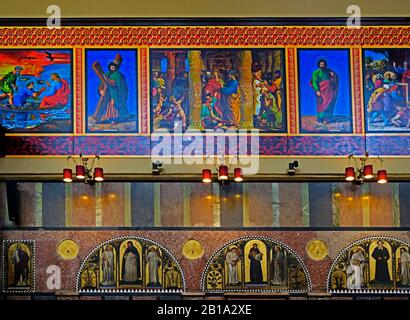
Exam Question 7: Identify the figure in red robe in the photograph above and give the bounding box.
[39,73,70,109]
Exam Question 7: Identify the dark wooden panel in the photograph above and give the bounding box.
[369,183,394,226]
[18,183,36,227]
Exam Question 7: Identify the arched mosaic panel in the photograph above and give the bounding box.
[76,236,186,293]
[327,236,410,294]
[200,236,312,293]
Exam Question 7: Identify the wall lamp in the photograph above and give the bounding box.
[63,154,103,183]
[345,152,387,185]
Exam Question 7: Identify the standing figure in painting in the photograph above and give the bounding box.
[93,59,129,124]
[271,246,286,286]
[371,240,391,285]
[225,246,240,286]
[398,248,410,286]
[39,73,70,109]
[11,244,30,287]
[122,241,141,283]
[347,248,366,289]
[101,245,115,286]
[252,68,264,126]
[220,70,241,128]
[0,66,23,105]
[248,243,263,284]
[146,246,162,287]
[311,59,338,124]
[172,72,190,126]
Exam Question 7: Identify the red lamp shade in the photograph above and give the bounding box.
[94,167,104,182]
[363,165,373,179]
[202,169,212,183]
[63,168,72,183]
[218,165,228,180]
[233,168,243,182]
[75,165,86,179]
[345,167,355,181]
[377,169,387,184]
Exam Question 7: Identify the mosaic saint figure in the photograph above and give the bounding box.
[399,248,410,286]
[248,243,263,284]
[271,246,286,285]
[11,244,30,286]
[225,246,240,286]
[371,240,391,285]
[146,246,161,286]
[101,245,115,286]
[122,241,141,282]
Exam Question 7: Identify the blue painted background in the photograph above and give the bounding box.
[85,49,137,120]
[298,49,352,117]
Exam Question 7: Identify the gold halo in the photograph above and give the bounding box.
[57,239,79,260]
[306,239,328,261]
[182,239,204,260]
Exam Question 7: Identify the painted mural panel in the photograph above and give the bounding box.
[77,236,185,293]
[298,49,352,133]
[2,240,35,292]
[0,49,72,133]
[327,236,410,294]
[86,49,138,133]
[150,49,286,132]
[201,236,311,293]
[363,48,410,132]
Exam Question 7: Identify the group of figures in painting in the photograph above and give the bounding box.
[78,238,182,291]
[364,49,410,131]
[3,237,410,294]
[203,238,309,292]
[151,49,285,132]
[329,238,410,291]
[2,48,408,134]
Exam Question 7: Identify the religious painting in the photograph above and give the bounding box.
[99,244,116,287]
[224,245,242,287]
[119,239,142,287]
[145,245,162,288]
[297,49,353,133]
[396,246,410,287]
[327,236,410,294]
[201,236,311,293]
[85,49,138,133]
[150,49,286,132]
[363,48,410,132]
[244,240,268,287]
[3,240,35,292]
[0,49,73,133]
[77,236,185,293]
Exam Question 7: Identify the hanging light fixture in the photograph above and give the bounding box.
[201,156,243,184]
[377,169,387,184]
[344,152,387,185]
[202,169,212,183]
[63,154,104,183]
